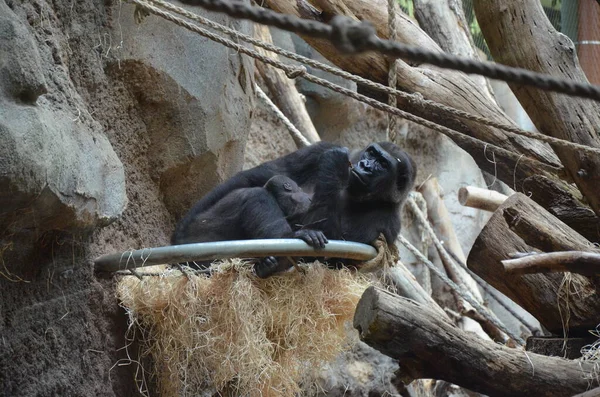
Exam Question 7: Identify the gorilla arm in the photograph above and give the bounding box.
[301,147,352,239]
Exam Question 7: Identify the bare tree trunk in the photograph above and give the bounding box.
[253,24,320,145]
[413,0,494,99]
[473,0,600,217]
[417,180,482,302]
[354,286,594,397]
[467,192,600,333]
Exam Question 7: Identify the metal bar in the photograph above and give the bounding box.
[94,239,378,272]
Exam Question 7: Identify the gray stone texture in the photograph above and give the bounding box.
[0,0,253,396]
[0,1,127,233]
[109,5,254,217]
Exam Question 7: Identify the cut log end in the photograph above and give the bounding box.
[458,186,508,212]
[353,285,378,338]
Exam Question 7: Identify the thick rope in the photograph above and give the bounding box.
[132,0,562,177]
[406,195,482,299]
[175,0,600,102]
[148,0,600,157]
[359,233,399,273]
[411,191,432,295]
[386,0,398,142]
[398,233,525,345]
[254,83,311,147]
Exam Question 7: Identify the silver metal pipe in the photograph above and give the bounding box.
[94,239,377,272]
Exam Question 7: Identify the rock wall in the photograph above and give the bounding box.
[0,0,253,395]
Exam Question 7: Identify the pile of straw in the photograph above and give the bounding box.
[117,260,370,397]
[581,326,600,384]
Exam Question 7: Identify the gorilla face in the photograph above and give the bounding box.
[349,142,415,203]
[349,143,396,195]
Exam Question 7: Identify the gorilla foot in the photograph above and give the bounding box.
[254,256,283,278]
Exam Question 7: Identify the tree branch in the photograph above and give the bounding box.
[502,251,600,276]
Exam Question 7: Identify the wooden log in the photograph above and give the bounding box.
[417,180,481,299]
[467,193,600,333]
[474,0,600,217]
[353,286,593,397]
[263,0,561,170]
[458,186,508,212]
[262,0,600,242]
[253,24,320,145]
[521,175,599,244]
[502,251,600,276]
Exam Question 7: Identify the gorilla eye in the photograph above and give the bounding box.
[381,160,390,169]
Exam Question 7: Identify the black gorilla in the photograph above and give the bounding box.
[172,141,416,277]
[172,175,327,249]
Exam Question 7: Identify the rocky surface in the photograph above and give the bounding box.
[109,5,254,218]
[0,1,127,235]
[310,339,402,397]
[0,0,253,395]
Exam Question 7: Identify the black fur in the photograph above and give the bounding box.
[172,142,416,277]
[263,175,311,227]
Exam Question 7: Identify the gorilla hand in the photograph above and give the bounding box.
[294,229,328,249]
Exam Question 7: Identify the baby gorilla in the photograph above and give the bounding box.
[173,175,327,270]
[263,175,312,230]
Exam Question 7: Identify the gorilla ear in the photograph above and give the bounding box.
[392,151,417,202]
[396,154,417,191]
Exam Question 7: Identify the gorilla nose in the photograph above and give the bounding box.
[359,159,371,171]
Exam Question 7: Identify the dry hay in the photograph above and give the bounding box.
[580,325,600,384]
[116,260,370,397]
